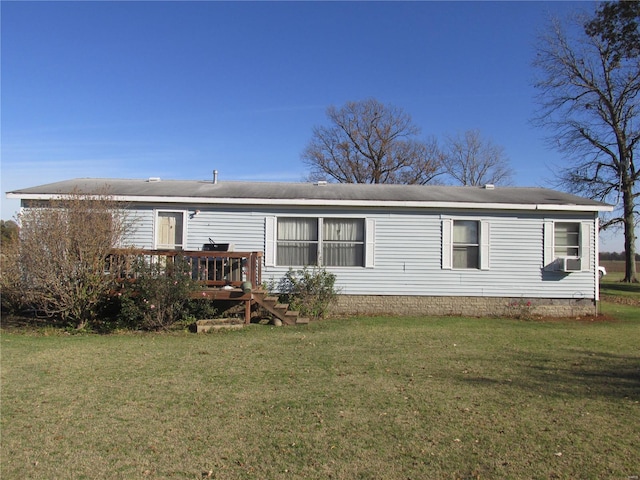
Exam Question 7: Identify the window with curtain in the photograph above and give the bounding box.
[277,217,318,266]
[323,218,364,266]
[554,222,580,257]
[276,217,365,267]
[453,220,479,269]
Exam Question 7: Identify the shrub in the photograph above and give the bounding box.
[279,267,338,319]
[508,298,533,320]
[0,235,25,314]
[116,256,200,330]
[7,190,132,328]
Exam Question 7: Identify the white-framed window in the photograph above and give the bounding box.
[265,217,374,268]
[442,218,490,270]
[322,218,365,267]
[543,220,591,272]
[155,210,187,250]
[453,220,480,269]
[277,217,318,266]
[554,222,580,257]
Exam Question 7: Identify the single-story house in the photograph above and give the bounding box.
[7,176,613,317]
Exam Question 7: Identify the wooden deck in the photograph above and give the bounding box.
[108,249,262,287]
[109,249,308,326]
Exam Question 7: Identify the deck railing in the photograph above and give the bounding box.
[108,249,263,288]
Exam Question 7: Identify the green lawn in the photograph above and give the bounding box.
[600,270,640,305]
[2,304,639,479]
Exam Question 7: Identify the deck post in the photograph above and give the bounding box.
[244,298,251,325]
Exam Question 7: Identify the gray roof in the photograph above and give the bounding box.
[7,177,612,212]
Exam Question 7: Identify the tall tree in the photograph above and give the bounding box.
[441,129,514,186]
[302,98,443,184]
[533,1,640,282]
[585,0,639,62]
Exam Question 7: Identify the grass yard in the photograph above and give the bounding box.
[600,270,640,306]
[2,300,639,478]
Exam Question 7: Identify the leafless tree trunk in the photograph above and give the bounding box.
[533,12,639,282]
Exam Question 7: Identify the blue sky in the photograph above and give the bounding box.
[2,1,626,250]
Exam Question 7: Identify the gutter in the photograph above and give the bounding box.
[6,192,614,213]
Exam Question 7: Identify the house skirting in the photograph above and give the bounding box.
[329,295,597,318]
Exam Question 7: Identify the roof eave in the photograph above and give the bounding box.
[7,192,613,213]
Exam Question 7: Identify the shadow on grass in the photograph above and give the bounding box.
[601,282,640,294]
[455,350,640,400]
[0,311,121,333]
[0,312,59,330]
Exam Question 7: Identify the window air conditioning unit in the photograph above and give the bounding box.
[557,257,581,272]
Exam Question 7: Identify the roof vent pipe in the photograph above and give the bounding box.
[213,170,218,184]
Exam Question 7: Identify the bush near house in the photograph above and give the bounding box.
[113,256,204,330]
[0,191,132,329]
[278,266,338,319]
[110,255,218,331]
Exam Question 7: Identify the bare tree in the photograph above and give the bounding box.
[302,98,443,184]
[533,3,640,282]
[14,189,133,328]
[441,129,514,186]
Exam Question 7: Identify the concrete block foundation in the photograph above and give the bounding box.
[328,295,597,318]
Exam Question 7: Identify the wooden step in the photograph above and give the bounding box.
[251,293,310,327]
[283,310,300,326]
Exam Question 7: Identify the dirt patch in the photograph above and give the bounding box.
[531,313,619,324]
[600,294,640,307]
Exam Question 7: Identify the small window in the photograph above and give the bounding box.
[453,220,479,269]
[555,222,580,257]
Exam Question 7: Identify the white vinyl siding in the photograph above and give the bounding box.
[114,204,598,301]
